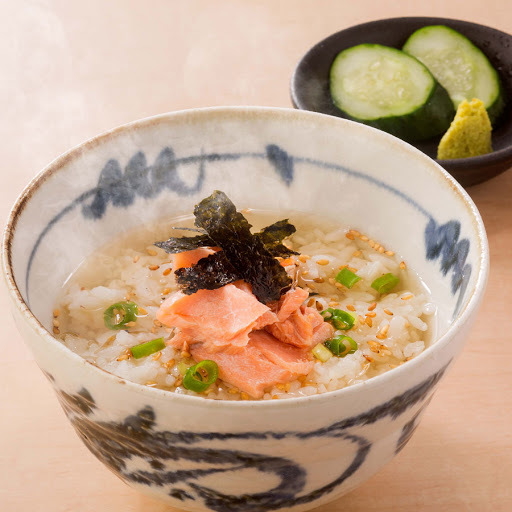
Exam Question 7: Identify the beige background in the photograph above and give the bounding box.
[1,1,511,511]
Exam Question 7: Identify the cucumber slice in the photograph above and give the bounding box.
[403,25,505,124]
[330,44,455,141]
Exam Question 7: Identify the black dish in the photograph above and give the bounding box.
[291,17,512,187]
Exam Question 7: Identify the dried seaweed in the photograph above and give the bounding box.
[155,191,297,303]
[154,234,213,253]
[174,252,239,294]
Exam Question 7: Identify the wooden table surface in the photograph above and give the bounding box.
[1,1,511,511]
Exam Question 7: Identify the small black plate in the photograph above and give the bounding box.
[291,17,512,187]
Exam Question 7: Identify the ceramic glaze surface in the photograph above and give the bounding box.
[3,107,488,512]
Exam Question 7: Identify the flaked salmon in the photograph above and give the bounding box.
[190,330,313,398]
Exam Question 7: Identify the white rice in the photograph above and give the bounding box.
[56,214,435,400]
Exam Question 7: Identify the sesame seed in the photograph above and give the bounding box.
[116,354,129,361]
[297,375,307,383]
[380,324,389,336]
[53,326,60,335]
[348,266,358,273]
[363,354,374,363]
[52,309,60,318]
[316,302,323,311]
[368,341,380,353]
[316,259,329,266]
[365,317,373,327]
[148,265,160,271]
[353,250,362,257]
[272,395,279,399]
[384,309,394,316]
[164,359,175,369]
[368,302,377,311]
[240,392,250,400]
[228,388,239,394]
[125,292,132,301]
[385,250,395,256]
[360,235,369,241]
[365,311,376,318]
[358,315,365,324]
[374,243,380,250]
[338,264,347,270]
[313,277,325,284]
[328,301,340,307]
[284,383,291,392]
[152,351,162,361]
[153,319,162,327]
[301,270,309,276]
[276,384,285,390]
[133,255,140,263]
[125,321,136,327]
[346,304,356,311]
[150,327,156,334]
[52,318,60,327]
[401,294,413,301]
[376,334,386,340]
[378,247,385,254]
[328,277,336,285]
[138,307,148,315]
[334,282,343,289]
[350,230,361,237]
[162,288,171,295]
[400,261,407,270]
[298,255,310,262]
[163,268,172,276]
[345,232,355,240]
[307,298,315,307]
[107,335,116,343]
[368,240,375,248]
[147,249,158,256]
[174,377,183,387]
[181,350,191,358]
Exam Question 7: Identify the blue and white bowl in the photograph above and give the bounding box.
[2,107,488,511]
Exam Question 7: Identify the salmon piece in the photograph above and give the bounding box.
[190,330,313,398]
[266,306,333,348]
[275,287,309,322]
[156,284,277,353]
[173,247,218,271]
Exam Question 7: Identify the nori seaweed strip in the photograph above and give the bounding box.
[155,219,297,255]
[193,191,291,303]
[154,234,214,253]
[266,243,299,257]
[257,219,296,245]
[175,252,239,294]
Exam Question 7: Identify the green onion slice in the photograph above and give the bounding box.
[371,273,400,294]
[104,301,139,330]
[130,337,166,359]
[312,343,333,362]
[325,335,358,357]
[183,360,219,393]
[321,308,356,330]
[335,267,361,288]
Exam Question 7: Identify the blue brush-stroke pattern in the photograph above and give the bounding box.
[24,145,472,317]
[49,362,447,511]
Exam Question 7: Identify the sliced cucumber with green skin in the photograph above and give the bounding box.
[403,25,505,124]
[330,44,455,141]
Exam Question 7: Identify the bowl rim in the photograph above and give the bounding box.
[290,15,512,169]
[1,105,490,409]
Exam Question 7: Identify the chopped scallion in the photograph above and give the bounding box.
[335,267,361,288]
[371,273,400,294]
[130,337,165,359]
[312,343,333,362]
[325,335,358,357]
[183,360,219,393]
[321,308,356,330]
[104,301,139,330]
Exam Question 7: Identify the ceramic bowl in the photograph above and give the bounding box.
[2,107,488,512]
[291,17,512,187]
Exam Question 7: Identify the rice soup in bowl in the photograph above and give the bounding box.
[2,107,488,511]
